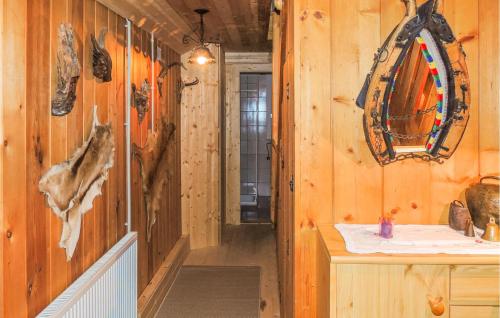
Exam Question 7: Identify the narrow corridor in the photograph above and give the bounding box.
[156,225,280,318]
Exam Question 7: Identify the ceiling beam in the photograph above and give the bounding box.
[97,0,195,54]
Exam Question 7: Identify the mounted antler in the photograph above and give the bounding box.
[157,62,187,97]
[91,28,112,82]
[176,77,200,104]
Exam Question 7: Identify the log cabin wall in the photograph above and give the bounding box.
[0,0,182,316]
[130,25,183,298]
[180,44,223,249]
[273,0,500,317]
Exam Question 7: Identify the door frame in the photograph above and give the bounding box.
[223,53,272,225]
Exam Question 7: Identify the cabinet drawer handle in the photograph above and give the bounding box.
[427,295,445,316]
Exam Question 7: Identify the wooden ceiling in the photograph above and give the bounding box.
[165,0,273,52]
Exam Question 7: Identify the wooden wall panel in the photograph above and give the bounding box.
[26,0,51,315]
[332,0,383,226]
[1,1,28,317]
[479,0,500,176]
[275,0,500,317]
[82,0,97,273]
[68,0,85,282]
[293,0,333,316]
[129,27,183,296]
[429,0,480,224]
[181,44,222,249]
[1,1,182,315]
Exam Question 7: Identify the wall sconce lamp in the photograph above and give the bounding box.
[183,9,216,65]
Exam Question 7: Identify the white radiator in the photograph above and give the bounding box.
[38,232,138,318]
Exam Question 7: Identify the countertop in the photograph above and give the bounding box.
[318,224,500,265]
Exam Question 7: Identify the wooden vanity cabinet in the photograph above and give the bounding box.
[317,225,500,318]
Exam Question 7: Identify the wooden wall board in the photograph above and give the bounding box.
[292,0,333,316]
[1,1,183,315]
[429,0,480,225]
[49,0,70,301]
[332,0,383,224]
[479,0,500,176]
[82,0,97,274]
[180,44,222,249]
[94,0,110,261]
[106,10,118,249]
[275,0,500,317]
[1,0,28,317]
[68,0,85,283]
[26,0,51,315]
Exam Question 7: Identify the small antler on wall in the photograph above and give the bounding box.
[176,77,200,104]
[91,28,112,82]
[157,62,187,97]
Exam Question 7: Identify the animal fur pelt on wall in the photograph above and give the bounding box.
[132,79,151,123]
[91,28,112,82]
[52,23,81,116]
[133,119,176,242]
[39,106,115,260]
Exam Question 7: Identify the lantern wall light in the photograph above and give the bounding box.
[183,9,216,65]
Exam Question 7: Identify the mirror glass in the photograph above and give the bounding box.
[387,32,444,153]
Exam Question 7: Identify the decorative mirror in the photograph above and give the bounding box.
[356,0,470,165]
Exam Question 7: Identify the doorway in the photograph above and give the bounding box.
[240,73,272,223]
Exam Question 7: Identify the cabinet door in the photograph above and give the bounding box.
[336,264,449,318]
[450,306,499,318]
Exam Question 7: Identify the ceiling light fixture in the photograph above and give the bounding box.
[183,9,216,65]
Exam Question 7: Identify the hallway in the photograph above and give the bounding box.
[156,225,280,318]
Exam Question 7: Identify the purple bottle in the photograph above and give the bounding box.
[379,215,394,239]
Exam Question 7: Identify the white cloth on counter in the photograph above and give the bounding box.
[335,224,500,255]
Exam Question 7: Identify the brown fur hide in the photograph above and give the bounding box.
[39,106,115,260]
[133,119,176,242]
[52,23,81,116]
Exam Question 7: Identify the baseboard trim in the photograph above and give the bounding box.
[138,235,190,318]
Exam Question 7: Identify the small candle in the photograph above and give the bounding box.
[379,215,393,239]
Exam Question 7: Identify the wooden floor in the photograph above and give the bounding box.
[183,224,281,318]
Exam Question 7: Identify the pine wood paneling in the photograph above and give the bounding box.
[1,1,182,315]
[275,0,500,317]
[68,0,85,282]
[293,0,333,316]
[82,0,97,272]
[49,0,70,300]
[2,1,28,317]
[181,44,223,249]
[26,0,51,315]
[479,0,500,176]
